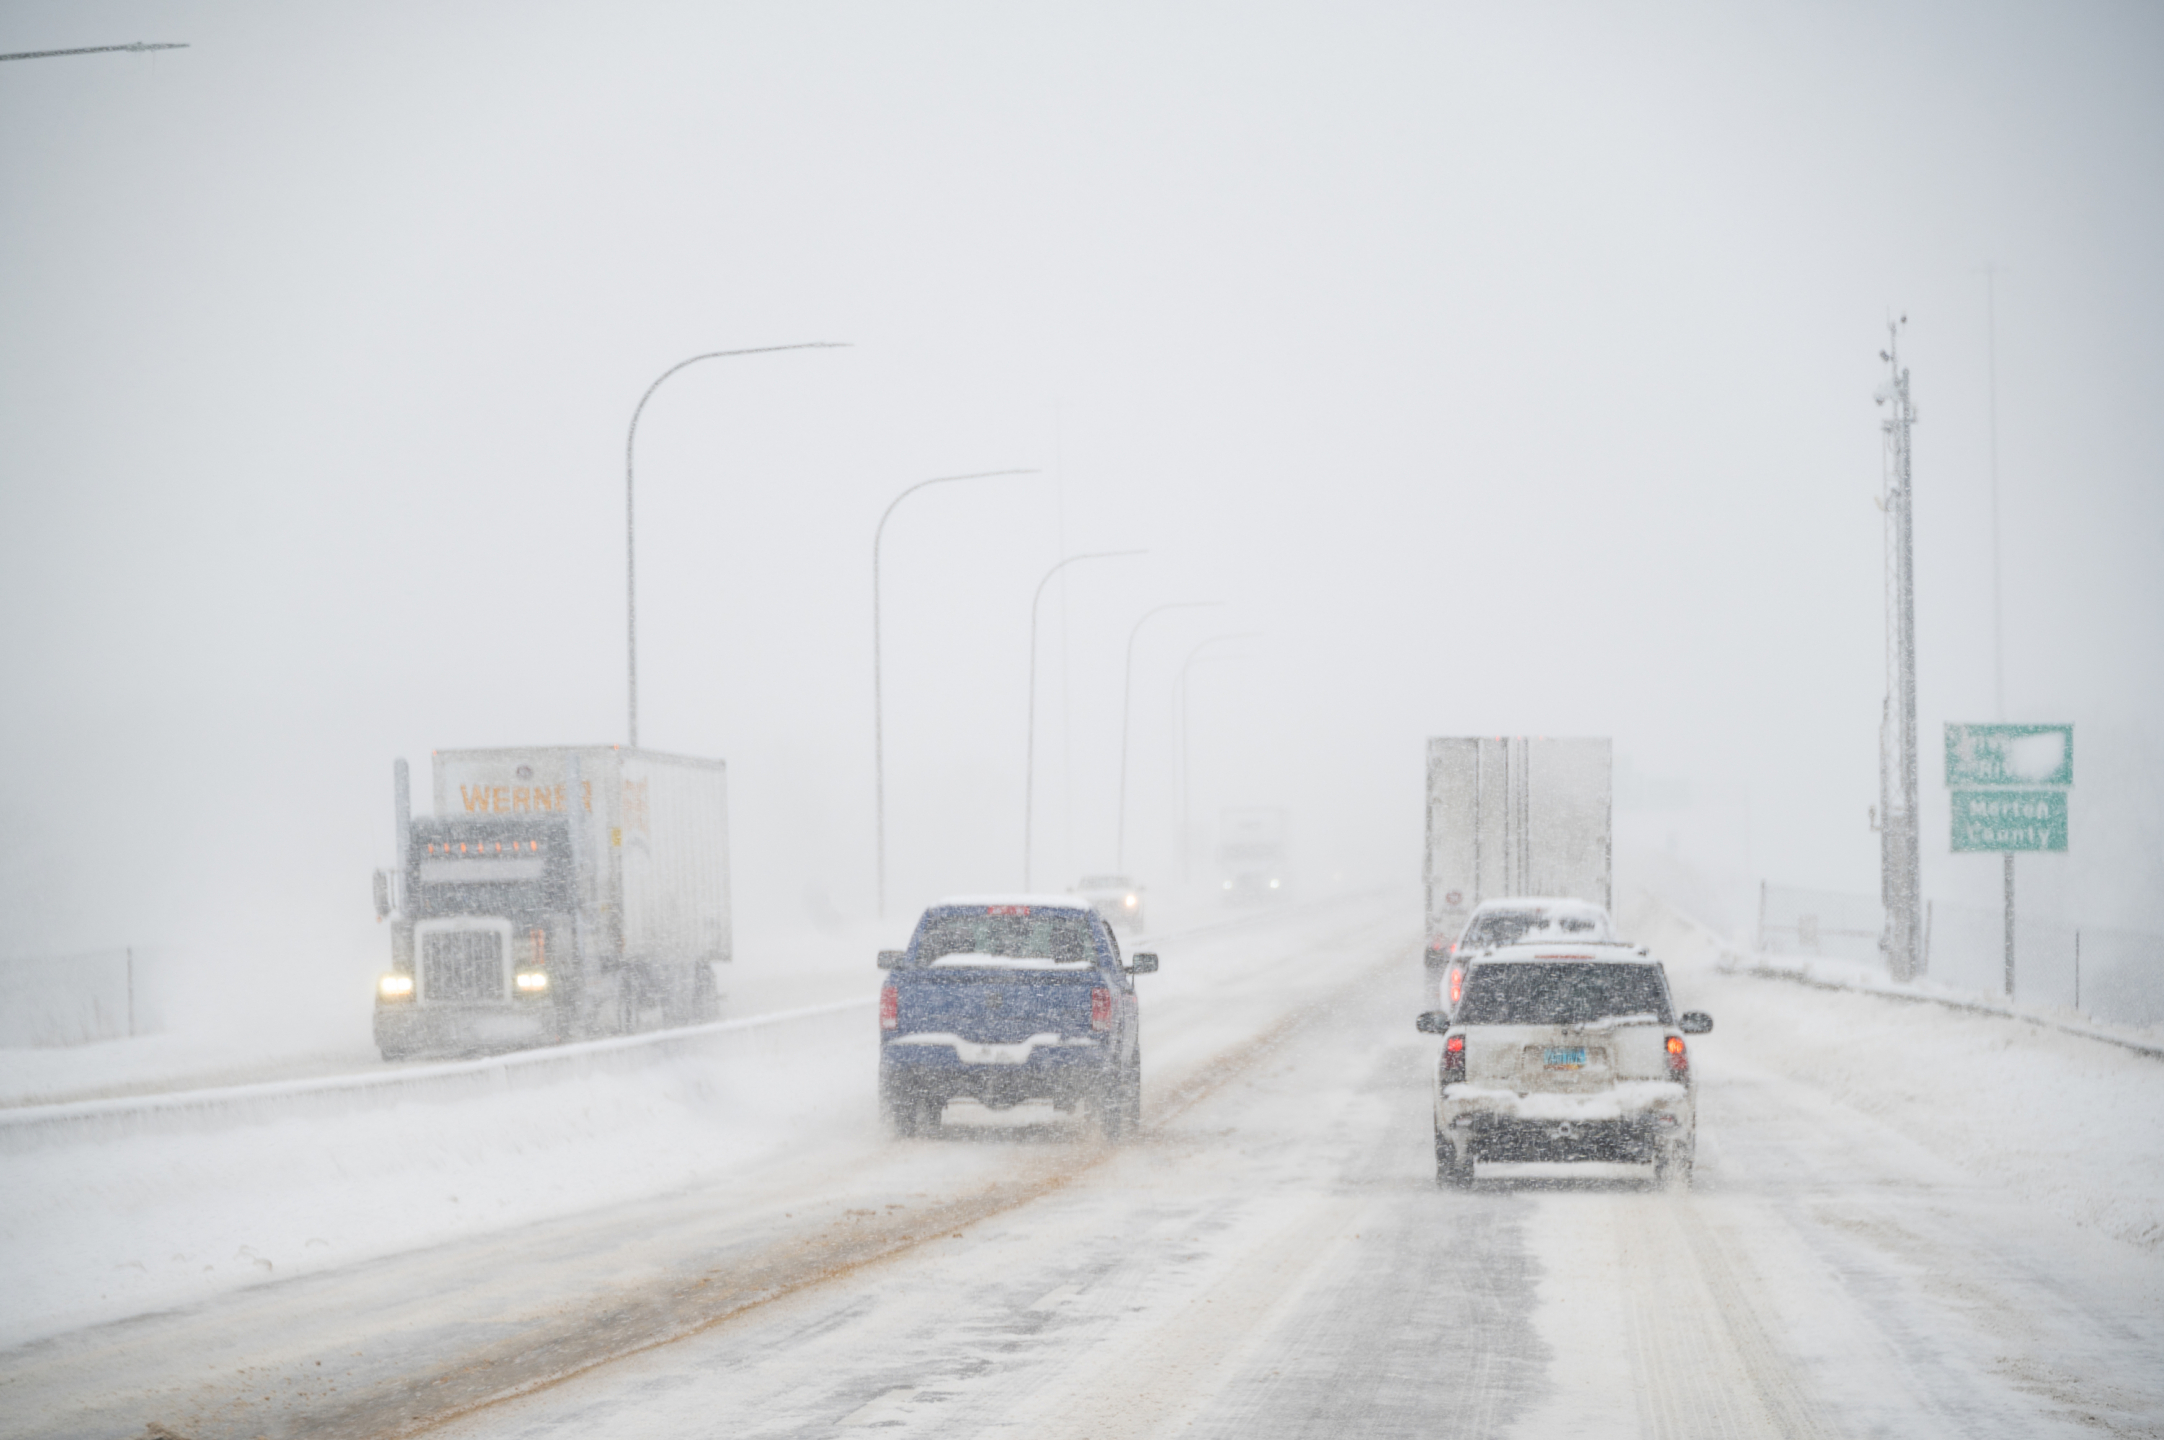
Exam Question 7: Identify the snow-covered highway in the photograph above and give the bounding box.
[3,898,2161,1439]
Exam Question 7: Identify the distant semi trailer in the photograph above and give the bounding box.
[371,746,729,1059]
[1423,737,1612,967]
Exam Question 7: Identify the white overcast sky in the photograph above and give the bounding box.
[2,2,2159,1008]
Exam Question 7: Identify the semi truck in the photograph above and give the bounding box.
[372,746,729,1059]
[1219,806,1290,905]
[1424,737,1612,966]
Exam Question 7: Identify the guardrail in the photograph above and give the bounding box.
[0,998,868,1155]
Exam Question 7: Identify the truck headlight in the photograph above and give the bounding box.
[378,973,414,1000]
[1123,894,1138,908]
[515,970,549,993]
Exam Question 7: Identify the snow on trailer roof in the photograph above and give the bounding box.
[930,893,1098,913]
[1469,897,1610,915]
[1469,941,1656,963]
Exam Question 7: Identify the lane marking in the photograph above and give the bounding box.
[840,1386,918,1425]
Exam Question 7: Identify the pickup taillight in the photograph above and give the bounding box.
[1091,986,1112,1031]
[879,983,898,1031]
[1441,1033,1466,1085]
[1666,1034,1689,1080]
[1447,965,1465,1007]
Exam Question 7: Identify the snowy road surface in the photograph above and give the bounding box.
[4,902,2161,1439]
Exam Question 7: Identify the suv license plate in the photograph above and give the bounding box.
[1543,1047,1587,1069]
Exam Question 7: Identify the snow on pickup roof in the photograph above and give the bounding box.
[928,953,1095,970]
[932,893,1097,913]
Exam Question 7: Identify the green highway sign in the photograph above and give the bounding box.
[1950,788,2068,853]
[1944,723,2073,788]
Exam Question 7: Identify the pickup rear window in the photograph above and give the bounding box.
[916,911,1099,966]
[1455,962,1672,1026]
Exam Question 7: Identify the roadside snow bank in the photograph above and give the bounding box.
[1630,890,2164,1253]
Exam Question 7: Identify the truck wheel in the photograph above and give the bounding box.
[882,1086,916,1138]
[1654,1138,1694,1189]
[912,1095,944,1136]
[691,962,720,1023]
[1123,1058,1144,1135]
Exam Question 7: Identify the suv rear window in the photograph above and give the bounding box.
[916,911,1099,966]
[1456,962,1673,1025]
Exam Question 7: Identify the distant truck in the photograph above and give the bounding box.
[1424,737,1612,968]
[1219,806,1290,904]
[372,746,729,1059]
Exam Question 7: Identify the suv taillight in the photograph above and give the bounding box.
[880,983,898,1031]
[1441,1033,1466,1085]
[1091,986,1113,1031]
[1666,1034,1689,1080]
[1447,966,1466,1007]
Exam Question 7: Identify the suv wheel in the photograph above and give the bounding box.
[1435,1124,1473,1188]
[1653,1138,1694,1188]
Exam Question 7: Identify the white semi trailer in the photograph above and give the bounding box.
[372,746,730,1059]
[1423,737,1612,967]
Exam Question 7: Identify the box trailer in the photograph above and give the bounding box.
[372,746,729,1059]
[1424,737,1612,963]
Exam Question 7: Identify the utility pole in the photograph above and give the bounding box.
[1876,319,1923,981]
[1987,268,2014,996]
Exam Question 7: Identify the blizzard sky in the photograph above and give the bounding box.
[2,1,2159,1023]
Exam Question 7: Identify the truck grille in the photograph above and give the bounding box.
[422,931,504,1001]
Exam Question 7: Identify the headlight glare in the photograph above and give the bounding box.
[378,973,414,999]
[515,970,549,993]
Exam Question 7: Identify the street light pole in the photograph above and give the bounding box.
[625,342,848,747]
[1024,550,1145,889]
[1116,602,1221,874]
[1175,634,1259,884]
[873,469,1036,918]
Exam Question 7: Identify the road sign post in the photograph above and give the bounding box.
[1945,723,2072,998]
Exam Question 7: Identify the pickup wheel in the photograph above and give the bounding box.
[1654,1137,1694,1189]
[1094,1066,1136,1143]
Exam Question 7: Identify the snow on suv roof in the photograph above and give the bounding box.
[932,893,1097,912]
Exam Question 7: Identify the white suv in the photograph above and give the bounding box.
[1417,942,1712,1187]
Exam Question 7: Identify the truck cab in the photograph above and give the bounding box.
[877,896,1156,1139]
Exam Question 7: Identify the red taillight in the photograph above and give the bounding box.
[1091,986,1113,1031]
[1449,941,1459,955]
[1448,966,1465,1007]
[1666,1034,1688,1079]
[879,983,898,1031]
[1441,1032,1466,1084]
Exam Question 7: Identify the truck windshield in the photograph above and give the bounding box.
[1456,962,1672,1025]
[917,911,1098,965]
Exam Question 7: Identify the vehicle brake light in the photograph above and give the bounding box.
[1448,966,1465,1006]
[1441,1032,1466,1084]
[987,905,1030,916]
[1091,986,1112,1031]
[1666,1034,1689,1079]
[879,983,898,1031]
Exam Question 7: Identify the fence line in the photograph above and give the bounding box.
[1752,881,2163,1031]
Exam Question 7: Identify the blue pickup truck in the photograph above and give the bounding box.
[878,895,1157,1139]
